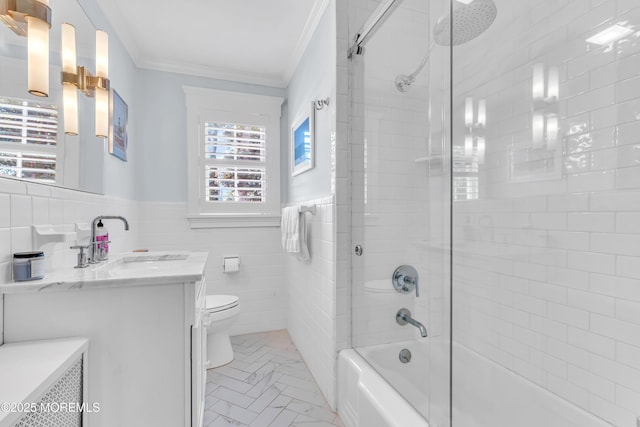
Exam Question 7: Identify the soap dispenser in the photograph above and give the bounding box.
[95,220,109,258]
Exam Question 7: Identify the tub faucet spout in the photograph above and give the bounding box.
[396,308,428,337]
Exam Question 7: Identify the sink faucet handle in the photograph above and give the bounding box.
[70,244,91,269]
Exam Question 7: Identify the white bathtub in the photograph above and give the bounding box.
[358,340,431,418]
[338,340,614,427]
[338,346,429,427]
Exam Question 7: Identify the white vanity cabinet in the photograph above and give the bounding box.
[0,252,208,427]
[192,277,207,427]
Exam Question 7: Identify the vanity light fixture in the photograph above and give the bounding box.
[532,63,559,150]
[0,0,52,97]
[60,27,110,138]
[464,97,486,163]
[94,30,109,138]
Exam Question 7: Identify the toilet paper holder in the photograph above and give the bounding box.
[223,256,240,273]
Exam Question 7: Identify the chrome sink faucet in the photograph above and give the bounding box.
[396,308,428,337]
[89,215,130,263]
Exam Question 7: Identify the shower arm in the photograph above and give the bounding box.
[406,40,435,84]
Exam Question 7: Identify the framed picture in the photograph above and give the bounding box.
[291,103,315,176]
[109,88,128,161]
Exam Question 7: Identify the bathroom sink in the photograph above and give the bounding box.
[101,253,190,277]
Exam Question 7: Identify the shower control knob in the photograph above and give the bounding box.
[392,265,419,297]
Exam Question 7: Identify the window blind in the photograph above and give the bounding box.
[0,97,58,183]
[203,121,266,203]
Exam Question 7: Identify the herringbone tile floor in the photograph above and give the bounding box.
[204,330,344,427]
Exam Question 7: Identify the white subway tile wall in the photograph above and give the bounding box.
[0,179,139,285]
[0,182,289,339]
[284,195,339,409]
[450,0,640,425]
[137,202,287,336]
[0,179,139,346]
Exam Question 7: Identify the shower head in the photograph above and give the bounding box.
[433,0,498,46]
[394,0,497,92]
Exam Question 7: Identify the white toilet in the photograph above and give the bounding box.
[204,295,240,368]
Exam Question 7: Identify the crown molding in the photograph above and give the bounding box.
[281,0,331,86]
[94,0,142,64]
[136,57,287,88]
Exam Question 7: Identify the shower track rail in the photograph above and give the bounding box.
[348,0,401,57]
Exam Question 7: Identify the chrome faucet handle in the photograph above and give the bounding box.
[392,265,420,297]
[70,244,91,269]
[91,240,112,262]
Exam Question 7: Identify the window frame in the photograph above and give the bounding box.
[184,87,283,228]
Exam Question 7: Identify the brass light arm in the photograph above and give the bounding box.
[61,66,110,97]
[0,0,51,36]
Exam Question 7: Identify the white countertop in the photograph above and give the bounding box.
[0,251,209,294]
[0,337,88,426]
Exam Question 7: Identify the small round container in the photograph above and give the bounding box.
[13,251,45,282]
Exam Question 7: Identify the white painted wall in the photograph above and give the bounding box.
[134,69,286,203]
[126,58,289,326]
[128,72,288,331]
[284,5,335,203]
[76,0,139,200]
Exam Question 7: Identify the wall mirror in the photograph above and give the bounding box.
[0,0,104,193]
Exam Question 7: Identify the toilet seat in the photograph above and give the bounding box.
[206,295,239,313]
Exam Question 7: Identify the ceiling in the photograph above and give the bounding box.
[95,0,329,88]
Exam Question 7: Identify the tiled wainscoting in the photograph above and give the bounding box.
[0,179,139,347]
[205,330,343,427]
[284,195,345,409]
[137,202,286,336]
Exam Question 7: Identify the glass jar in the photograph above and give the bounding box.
[12,251,45,281]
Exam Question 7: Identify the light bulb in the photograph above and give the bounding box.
[95,30,109,138]
[61,23,78,135]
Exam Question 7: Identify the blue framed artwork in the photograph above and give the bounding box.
[291,103,315,176]
[109,88,128,161]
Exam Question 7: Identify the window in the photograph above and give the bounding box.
[0,97,58,183]
[204,122,266,203]
[185,87,283,228]
[453,144,479,201]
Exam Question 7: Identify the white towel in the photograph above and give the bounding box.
[281,206,310,262]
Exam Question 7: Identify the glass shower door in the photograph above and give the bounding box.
[349,0,452,424]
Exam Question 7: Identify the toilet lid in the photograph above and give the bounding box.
[206,295,239,313]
